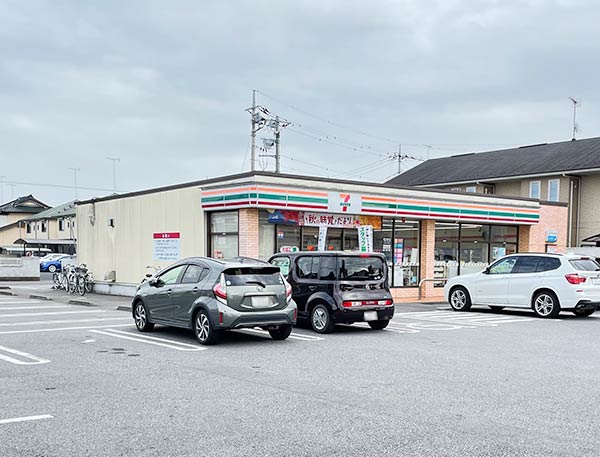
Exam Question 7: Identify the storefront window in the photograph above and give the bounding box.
[490,225,518,260]
[435,223,460,284]
[209,211,238,259]
[302,227,319,251]
[325,228,342,251]
[459,224,489,275]
[393,220,420,287]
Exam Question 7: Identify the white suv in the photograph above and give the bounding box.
[444,253,600,318]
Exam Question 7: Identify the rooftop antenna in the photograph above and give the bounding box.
[569,97,580,140]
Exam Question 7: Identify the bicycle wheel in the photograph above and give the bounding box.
[85,275,94,293]
[52,272,61,287]
[67,274,77,294]
[77,276,86,296]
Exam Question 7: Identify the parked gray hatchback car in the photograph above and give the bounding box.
[132,257,297,345]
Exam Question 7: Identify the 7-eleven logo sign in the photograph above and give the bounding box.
[328,192,361,214]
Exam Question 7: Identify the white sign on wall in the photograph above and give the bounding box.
[153,232,181,261]
[358,225,373,253]
[317,226,328,251]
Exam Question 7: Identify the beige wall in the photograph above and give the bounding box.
[77,187,205,284]
[578,174,600,242]
[494,180,522,197]
[0,224,22,246]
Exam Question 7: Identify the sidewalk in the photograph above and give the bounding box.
[0,280,133,312]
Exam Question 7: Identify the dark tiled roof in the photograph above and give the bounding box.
[386,137,600,187]
[0,195,50,214]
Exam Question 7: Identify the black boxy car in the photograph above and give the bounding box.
[268,252,394,333]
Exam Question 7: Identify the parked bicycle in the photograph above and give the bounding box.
[52,263,94,296]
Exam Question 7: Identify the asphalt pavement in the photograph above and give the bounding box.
[0,286,599,456]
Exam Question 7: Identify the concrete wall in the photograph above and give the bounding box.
[0,256,40,280]
[77,187,205,284]
[494,180,522,197]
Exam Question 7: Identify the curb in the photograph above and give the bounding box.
[0,290,15,296]
[116,306,131,312]
[30,294,52,301]
[68,299,95,307]
[0,286,11,290]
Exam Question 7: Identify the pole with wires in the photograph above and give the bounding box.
[250,90,256,171]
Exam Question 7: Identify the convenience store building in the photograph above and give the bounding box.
[76,172,567,299]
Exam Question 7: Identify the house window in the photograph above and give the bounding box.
[58,219,64,231]
[483,185,494,194]
[26,223,32,234]
[41,221,47,233]
[529,181,541,199]
[548,179,560,202]
[450,187,461,192]
[465,186,477,193]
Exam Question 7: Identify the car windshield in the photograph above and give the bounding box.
[338,256,384,281]
[569,258,600,271]
[224,267,283,286]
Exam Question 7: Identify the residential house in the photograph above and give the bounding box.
[0,195,50,248]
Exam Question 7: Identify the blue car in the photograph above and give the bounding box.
[39,254,70,273]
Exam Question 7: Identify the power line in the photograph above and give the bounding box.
[2,180,123,193]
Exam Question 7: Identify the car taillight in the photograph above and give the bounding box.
[282,274,293,303]
[565,274,587,285]
[342,299,393,308]
[213,282,227,303]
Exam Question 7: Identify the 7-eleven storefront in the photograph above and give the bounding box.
[201,174,566,301]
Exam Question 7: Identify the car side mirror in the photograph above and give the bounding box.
[149,278,161,287]
[483,267,490,274]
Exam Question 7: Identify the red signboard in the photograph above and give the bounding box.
[153,232,180,239]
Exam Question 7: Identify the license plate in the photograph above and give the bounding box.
[364,311,378,321]
[251,296,272,308]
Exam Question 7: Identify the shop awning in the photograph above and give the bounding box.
[14,238,75,246]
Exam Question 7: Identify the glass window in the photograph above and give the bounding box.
[270,257,291,276]
[325,228,342,251]
[319,256,337,280]
[513,256,540,274]
[339,256,384,281]
[569,259,600,271]
[259,211,274,260]
[435,222,459,284]
[548,179,560,202]
[26,223,31,234]
[343,229,359,252]
[537,257,561,272]
[530,181,541,199]
[491,226,518,244]
[224,267,282,286]
[58,219,64,231]
[393,220,420,287]
[301,227,319,251]
[297,257,316,279]
[276,226,301,253]
[209,212,238,259]
[158,265,186,285]
[41,221,47,233]
[465,186,476,193]
[488,257,517,275]
[181,265,208,284]
[459,224,489,275]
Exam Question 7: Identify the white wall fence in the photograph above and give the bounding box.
[0,256,40,281]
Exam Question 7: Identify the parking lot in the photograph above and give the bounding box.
[1,291,599,457]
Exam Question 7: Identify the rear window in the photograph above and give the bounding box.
[569,259,600,271]
[339,256,384,281]
[224,267,283,286]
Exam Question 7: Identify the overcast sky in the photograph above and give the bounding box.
[1,0,599,205]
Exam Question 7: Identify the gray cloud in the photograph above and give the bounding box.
[1,0,599,204]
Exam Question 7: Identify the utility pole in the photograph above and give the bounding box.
[570,97,580,140]
[397,144,402,174]
[250,90,257,171]
[275,117,281,174]
[68,168,80,200]
[106,157,120,192]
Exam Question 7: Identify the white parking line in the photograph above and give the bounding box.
[0,317,131,327]
[237,328,324,341]
[91,329,206,351]
[0,415,53,425]
[0,310,106,318]
[0,305,70,311]
[0,323,132,335]
[0,344,50,365]
[0,301,50,306]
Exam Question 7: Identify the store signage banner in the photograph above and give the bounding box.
[153,232,181,261]
[328,192,362,215]
[546,230,558,243]
[358,225,373,253]
[299,212,359,228]
[318,226,328,251]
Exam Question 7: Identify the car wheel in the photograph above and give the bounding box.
[368,319,389,330]
[489,306,505,312]
[449,287,472,311]
[268,324,292,340]
[310,303,335,334]
[48,265,57,273]
[532,291,561,318]
[133,302,154,332]
[572,308,595,317]
[194,310,220,345]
